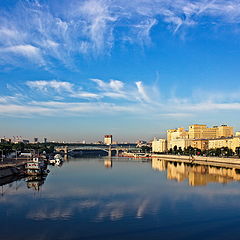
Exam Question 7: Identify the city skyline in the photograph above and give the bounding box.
[1,0,240,141]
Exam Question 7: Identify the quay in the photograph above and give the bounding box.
[152,154,240,169]
[0,159,27,179]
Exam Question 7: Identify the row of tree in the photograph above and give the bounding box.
[167,146,236,157]
[0,142,56,156]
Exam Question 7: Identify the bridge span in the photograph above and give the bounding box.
[55,144,138,157]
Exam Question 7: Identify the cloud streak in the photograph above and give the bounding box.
[1,0,240,68]
[1,77,240,119]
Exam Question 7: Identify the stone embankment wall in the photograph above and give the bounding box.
[0,167,20,178]
[152,154,240,166]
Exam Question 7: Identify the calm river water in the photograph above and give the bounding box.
[1,157,240,240]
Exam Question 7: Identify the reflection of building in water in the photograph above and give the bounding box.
[152,158,167,171]
[104,160,112,168]
[152,158,240,186]
[26,175,47,191]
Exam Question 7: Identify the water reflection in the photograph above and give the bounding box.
[2,158,240,240]
[26,175,47,191]
[152,158,240,186]
[104,159,113,168]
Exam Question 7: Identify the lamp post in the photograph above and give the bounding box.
[221,148,224,157]
[0,149,3,162]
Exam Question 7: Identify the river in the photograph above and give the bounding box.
[1,157,240,240]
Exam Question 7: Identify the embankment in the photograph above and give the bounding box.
[152,154,240,168]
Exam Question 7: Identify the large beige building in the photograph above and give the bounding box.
[168,138,192,150]
[152,138,167,153]
[167,128,189,149]
[167,124,234,151]
[188,124,233,139]
[208,137,240,151]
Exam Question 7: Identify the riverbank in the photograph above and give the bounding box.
[152,154,240,168]
[0,160,26,179]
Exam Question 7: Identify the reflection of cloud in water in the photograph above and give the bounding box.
[26,200,99,220]
[25,197,155,222]
[3,179,240,223]
[3,159,240,224]
[136,199,149,218]
[27,207,73,220]
[95,202,126,221]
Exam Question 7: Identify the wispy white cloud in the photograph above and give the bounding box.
[1,0,240,68]
[135,81,151,102]
[70,92,100,99]
[0,44,44,65]
[91,78,128,99]
[1,77,239,119]
[26,80,73,93]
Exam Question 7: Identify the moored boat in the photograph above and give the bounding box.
[25,157,48,175]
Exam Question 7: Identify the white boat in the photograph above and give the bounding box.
[25,157,48,175]
[54,154,63,161]
[49,154,63,166]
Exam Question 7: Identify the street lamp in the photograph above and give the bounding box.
[0,149,3,162]
[221,148,224,157]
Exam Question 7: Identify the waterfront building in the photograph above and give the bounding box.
[190,139,209,151]
[217,125,234,138]
[152,138,167,153]
[168,138,192,150]
[167,128,189,149]
[167,124,234,151]
[208,136,240,151]
[104,135,112,145]
[188,124,233,139]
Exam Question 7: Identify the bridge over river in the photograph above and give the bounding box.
[55,144,138,157]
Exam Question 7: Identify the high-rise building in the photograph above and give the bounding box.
[104,135,112,145]
[34,137,38,143]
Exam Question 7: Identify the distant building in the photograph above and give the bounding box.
[34,137,38,143]
[152,138,167,153]
[43,138,47,143]
[0,138,11,143]
[104,135,112,145]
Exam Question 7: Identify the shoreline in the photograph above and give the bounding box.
[152,154,240,169]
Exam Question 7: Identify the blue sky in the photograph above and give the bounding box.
[1,0,240,142]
